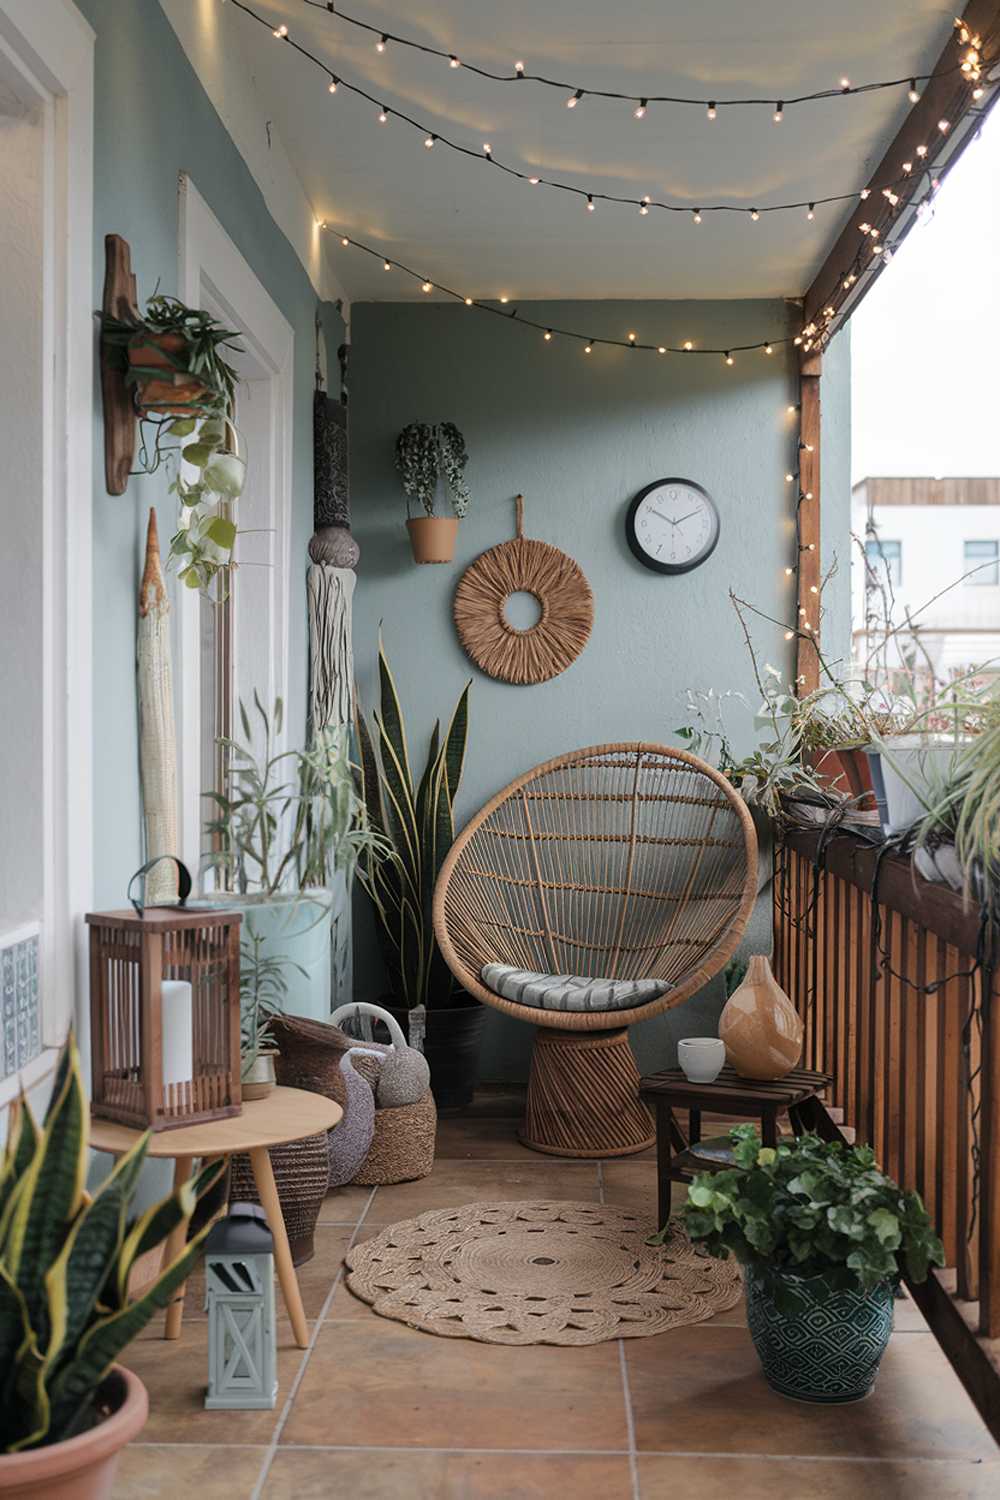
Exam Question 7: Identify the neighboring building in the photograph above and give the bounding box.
[852,477,1000,691]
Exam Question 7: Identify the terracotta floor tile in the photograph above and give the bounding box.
[124,1320,303,1444]
[435,1114,531,1159]
[263,1449,633,1498]
[637,1455,1000,1499]
[626,1326,996,1460]
[362,1159,601,1223]
[113,1443,265,1498]
[184,1225,354,1321]
[319,1179,375,1222]
[280,1321,629,1451]
[600,1158,661,1223]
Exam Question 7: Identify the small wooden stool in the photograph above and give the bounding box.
[640,1065,841,1229]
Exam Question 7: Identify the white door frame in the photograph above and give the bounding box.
[177,174,294,875]
[0,0,94,1077]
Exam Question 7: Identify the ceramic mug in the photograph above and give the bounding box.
[677,1037,726,1084]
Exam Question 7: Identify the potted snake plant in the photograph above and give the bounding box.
[677,1126,943,1404]
[0,1035,222,1497]
[395,421,471,563]
[356,636,483,1109]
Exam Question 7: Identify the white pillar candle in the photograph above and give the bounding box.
[161,979,193,1086]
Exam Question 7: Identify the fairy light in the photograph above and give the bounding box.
[724,351,734,365]
[483,142,492,156]
[785,630,795,640]
[328,76,338,93]
[657,345,666,355]
[567,89,583,108]
[449,54,460,68]
[634,99,648,119]
[692,209,702,224]
[424,134,436,148]
[938,118,950,132]
[750,208,760,221]
[378,106,388,122]
[706,102,717,119]
[764,343,774,355]
[514,60,525,74]
[375,33,387,52]
[464,296,474,306]
[340,236,349,246]
[683,341,693,351]
[528,176,540,185]
[908,80,921,102]
[383,259,391,271]
[587,194,595,212]
[499,295,510,304]
[806,203,815,220]
[543,329,553,341]
[773,102,784,122]
[627,331,637,343]
[273,22,287,37]
[840,77,851,91]
[785,473,795,484]
[584,340,593,353]
[421,281,433,292]
[639,203,649,215]
[916,143,928,157]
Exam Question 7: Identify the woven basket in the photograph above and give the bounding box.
[270,1012,385,1102]
[229,1131,330,1266]
[352,1088,437,1186]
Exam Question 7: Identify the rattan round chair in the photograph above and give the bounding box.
[433,743,757,1158]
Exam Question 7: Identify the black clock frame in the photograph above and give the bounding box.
[625,478,720,575]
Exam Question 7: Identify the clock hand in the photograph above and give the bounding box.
[649,507,677,526]
[671,510,699,526]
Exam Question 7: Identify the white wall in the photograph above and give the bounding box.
[0,94,43,929]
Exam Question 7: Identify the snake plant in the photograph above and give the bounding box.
[355,636,470,1010]
[0,1036,222,1452]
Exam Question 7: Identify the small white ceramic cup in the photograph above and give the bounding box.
[677,1037,726,1084]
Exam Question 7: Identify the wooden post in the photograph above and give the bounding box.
[100,234,139,495]
[796,351,822,695]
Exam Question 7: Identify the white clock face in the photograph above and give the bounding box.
[628,479,719,574]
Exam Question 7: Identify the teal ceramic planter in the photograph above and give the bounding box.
[744,1263,894,1403]
[206,890,335,1022]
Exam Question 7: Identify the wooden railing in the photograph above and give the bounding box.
[773,829,1000,1441]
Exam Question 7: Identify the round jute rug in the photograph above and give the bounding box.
[343,1200,742,1345]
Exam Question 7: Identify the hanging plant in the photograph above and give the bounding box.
[101,294,246,594]
[395,421,471,564]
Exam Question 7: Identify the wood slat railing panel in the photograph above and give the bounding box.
[774,829,999,1440]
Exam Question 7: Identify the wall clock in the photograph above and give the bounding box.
[625,478,720,575]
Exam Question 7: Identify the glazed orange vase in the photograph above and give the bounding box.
[719,955,803,1080]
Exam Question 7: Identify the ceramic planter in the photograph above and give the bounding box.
[745,1263,894,1403]
[127,331,211,416]
[407,516,459,564]
[0,1366,148,1500]
[241,1048,277,1100]
[718,954,803,1080]
[204,891,334,1021]
[870,737,966,836]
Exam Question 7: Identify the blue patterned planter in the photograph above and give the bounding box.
[745,1263,894,1403]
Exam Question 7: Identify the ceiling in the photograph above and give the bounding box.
[234,0,955,302]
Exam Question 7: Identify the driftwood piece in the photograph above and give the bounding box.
[101,234,139,495]
[137,509,178,903]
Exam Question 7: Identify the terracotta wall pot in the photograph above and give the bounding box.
[128,331,210,416]
[719,954,803,1080]
[407,516,459,564]
[0,1366,148,1500]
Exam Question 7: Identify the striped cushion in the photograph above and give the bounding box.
[482,964,669,1014]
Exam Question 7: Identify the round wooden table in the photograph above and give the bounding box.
[90,1087,342,1349]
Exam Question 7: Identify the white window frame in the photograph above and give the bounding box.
[176,175,294,876]
[963,540,999,587]
[0,0,94,1099]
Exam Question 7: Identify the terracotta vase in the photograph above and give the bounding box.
[407,516,459,564]
[719,955,803,1080]
[0,1366,148,1499]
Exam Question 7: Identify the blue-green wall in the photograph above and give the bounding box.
[349,300,851,1080]
[77,0,334,908]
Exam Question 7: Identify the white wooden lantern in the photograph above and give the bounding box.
[204,1203,277,1411]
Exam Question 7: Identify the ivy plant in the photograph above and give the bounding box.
[671,1126,944,1312]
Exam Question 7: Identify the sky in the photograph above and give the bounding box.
[850,103,1000,484]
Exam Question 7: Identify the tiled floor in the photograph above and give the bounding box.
[114,1092,999,1499]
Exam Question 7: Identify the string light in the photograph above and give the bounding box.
[683,341,693,351]
[383,259,391,271]
[499,295,510,304]
[294,0,965,117]
[764,343,774,355]
[544,329,553,341]
[634,99,647,119]
[750,208,760,221]
[639,203,649,215]
[908,80,921,102]
[465,296,474,306]
[938,118,950,132]
[627,331,637,343]
[234,1,944,227]
[706,102,717,119]
[421,281,433,292]
[773,102,784,123]
[584,341,593,353]
[483,142,492,156]
[587,194,595,212]
[448,54,460,68]
[327,76,338,93]
[724,352,734,365]
[566,89,583,108]
[807,203,815,220]
[272,22,287,37]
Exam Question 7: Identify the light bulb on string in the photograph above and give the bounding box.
[586,194,595,211]
[378,106,388,122]
[724,352,734,365]
[764,343,774,355]
[424,134,436,148]
[499,295,509,304]
[773,102,784,122]
[908,80,921,102]
[627,331,637,343]
[692,209,702,224]
[657,346,666,355]
[750,209,760,221]
[328,77,338,93]
[634,99,647,119]
[567,89,583,108]
[840,77,851,91]
[448,55,460,68]
[639,203,649,215]
[272,23,287,38]
[543,329,553,341]
[341,236,349,246]
[584,340,594,353]
[683,341,693,351]
[973,86,985,100]
[806,203,815,220]
[375,34,387,52]
[464,297,473,306]
[706,102,717,119]
[916,144,928,157]
[938,118,950,132]
[528,176,540,186]
[383,260,392,271]
[514,60,525,74]
[421,281,432,292]
[483,142,492,156]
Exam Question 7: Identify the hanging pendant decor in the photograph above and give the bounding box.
[453,495,593,685]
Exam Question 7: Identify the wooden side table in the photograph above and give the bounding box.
[90,1086,342,1349]
[639,1065,841,1229]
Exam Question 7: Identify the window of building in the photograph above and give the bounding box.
[864,538,902,589]
[964,540,999,585]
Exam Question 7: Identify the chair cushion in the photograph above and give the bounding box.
[481,964,669,1014]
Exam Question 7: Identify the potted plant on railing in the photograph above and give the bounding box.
[101,294,246,594]
[204,700,386,1022]
[355,636,483,1109]
[677,1126,944,1404]
[913,691,1000,907]
[395,421,471,563]
[0,1035,222,1498]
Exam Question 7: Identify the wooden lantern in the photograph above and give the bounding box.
[86,904,242,1131]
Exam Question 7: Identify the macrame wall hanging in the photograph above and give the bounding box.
[454,495,593,685]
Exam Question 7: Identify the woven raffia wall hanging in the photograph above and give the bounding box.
[453,495,593,684]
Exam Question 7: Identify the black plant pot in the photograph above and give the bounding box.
[383,995,485,1112]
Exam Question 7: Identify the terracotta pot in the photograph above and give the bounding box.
[241,1049,277,1101]
[804,747,851,797]
[407,516,459,564]
[836,746,877,811]
[719,954,803,1080]
[128,331,211,416]
[0,1366,148,1500]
